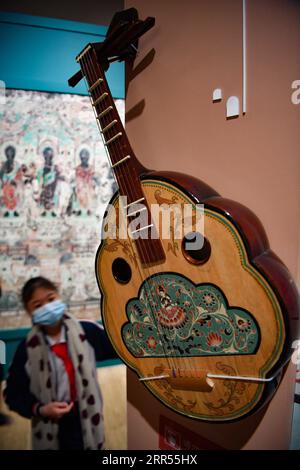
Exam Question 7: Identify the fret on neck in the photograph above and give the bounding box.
[78,46,165,266]
[79,49,142,199]
[82,56,130,169]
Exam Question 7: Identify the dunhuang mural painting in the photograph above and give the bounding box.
[0,89,122,327]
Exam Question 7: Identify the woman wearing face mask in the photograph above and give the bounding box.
[4,276,118,450]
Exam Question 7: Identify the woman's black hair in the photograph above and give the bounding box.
[22,276,58,308]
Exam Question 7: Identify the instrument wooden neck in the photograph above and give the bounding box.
[79,47,141,192]
[78,46,165,266]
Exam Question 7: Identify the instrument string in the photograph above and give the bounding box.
[80,48,175,373]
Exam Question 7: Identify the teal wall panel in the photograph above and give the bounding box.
[0,12,124,98]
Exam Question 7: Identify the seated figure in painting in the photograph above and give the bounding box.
[75,148,98,217]
[0,145,23,217]
[38,147,62,217]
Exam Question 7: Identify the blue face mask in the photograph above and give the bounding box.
[32,299,66,326]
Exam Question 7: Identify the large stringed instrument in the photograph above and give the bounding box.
[69,9,300,421]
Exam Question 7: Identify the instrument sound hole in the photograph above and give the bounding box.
[182,232,211,265]
[112,257,132,284]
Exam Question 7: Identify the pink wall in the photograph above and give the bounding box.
[125,0,300,449]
